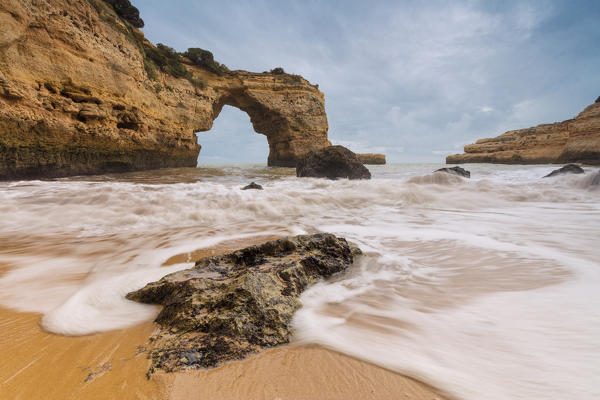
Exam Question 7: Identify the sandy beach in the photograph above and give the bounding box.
[1,164,598,399]
[0,235,448,400]
[0,306,447,400]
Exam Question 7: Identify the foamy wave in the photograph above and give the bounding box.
[571,169,600,190]
[0,164,599,399]
[407,171,466,185]
[41,264,191,335]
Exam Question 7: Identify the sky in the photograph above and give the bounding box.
[139,0,600,163]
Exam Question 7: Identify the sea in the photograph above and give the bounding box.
[0,163,598,400]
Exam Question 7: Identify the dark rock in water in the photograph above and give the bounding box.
[434,166,471,178]
[127,233,361,373]
[595,95,600,103]
[296,145,371,180]
[241,182,263,190]
[543,164,584,178]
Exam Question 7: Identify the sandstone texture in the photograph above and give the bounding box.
[127,233,361,374]
[434,166,470,178]
[296,145,372,180]
[356,153,386,165]
[447,100,600,165]
[0,0,330,179]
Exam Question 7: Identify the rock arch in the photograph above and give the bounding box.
[0,0,332,179]
[202,74,331,167]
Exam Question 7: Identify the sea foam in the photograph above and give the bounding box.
[0,164,598,398]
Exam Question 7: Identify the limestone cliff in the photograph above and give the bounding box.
[447,100,600,165]
[356,153,386,165]
[0,0,330,179]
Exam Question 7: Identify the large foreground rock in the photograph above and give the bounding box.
[127,233,361,374]
[296,145,372,180]
[447,99,600,165]
[0,0,330,179]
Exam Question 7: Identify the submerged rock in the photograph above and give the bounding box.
[296,145,371,180]
[241,182,263,190]
[127,233,361,373]
[543,164,584,178]
[434,166,471,178]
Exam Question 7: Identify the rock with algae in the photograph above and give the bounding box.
[126,233,361,374]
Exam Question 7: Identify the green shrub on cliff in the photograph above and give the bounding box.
[189,76,207,89]
[183,48,229,76]
[268,67,302,84]
[143,43,191,80]
[101,0,144,28]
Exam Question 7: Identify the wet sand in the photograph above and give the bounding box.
[0,308,165,400]
[0,236,448,400]
[163,345,448,400]
[0,306,447,400]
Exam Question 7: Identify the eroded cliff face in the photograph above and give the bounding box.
[447,100,600,165]
[0,0,330,179]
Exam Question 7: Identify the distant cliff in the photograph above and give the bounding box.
[0,0,330,179]
[447,99,600,165]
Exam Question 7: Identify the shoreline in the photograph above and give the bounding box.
[0,306,448,400]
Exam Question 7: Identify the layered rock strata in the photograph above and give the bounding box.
[0,0,330,179]
[356,153,386,165]
[447,100,600,165]
[127,233,361,374]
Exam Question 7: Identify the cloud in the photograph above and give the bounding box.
[139,0,600,164]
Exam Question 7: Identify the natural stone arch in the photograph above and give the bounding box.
[200,76,331,167]
[0,0,333,179]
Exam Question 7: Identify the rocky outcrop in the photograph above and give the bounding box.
[357,153,386,165]
[127,233,361,373]
[447,100,600,165]
[0,0,330,179]
[543,164,584,178]
[296,145,371,180]
[434,166,470,178]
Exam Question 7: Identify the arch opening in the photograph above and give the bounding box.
[195,105,269,164]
